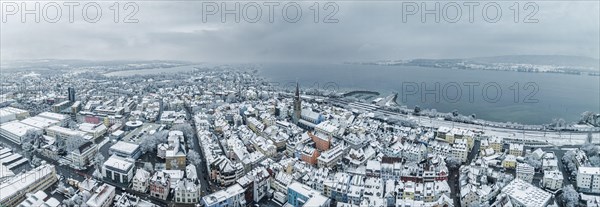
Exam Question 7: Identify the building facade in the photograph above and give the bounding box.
[150,171,171,200]
[577,167,600,193]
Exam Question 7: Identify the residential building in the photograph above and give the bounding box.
[240,167,270,203]
[165,142,187,170]
[436,126,453,143]
[69,141,98,169]
[479,139,489,153]
[210,156,245,187]
[488,136,503,153]
[202,184,246,207]
[52,100,70,113]
[451,139,468,163]
[174,179,201,204]
[86,184,116,207]
[542,158,559,172]
[516,163,535,183]
[578,167,600,193]
[113,192,158,207]
[287,182,330,207]
[163,170,184,189]
[308,131,331,151]
[78,178,98,193]
[132,168,151,193]
[149,171,171,200]
[300,146,320,165]
[509,143,524,157]
[542,170,563,191]
[502,155,517,169]
[317,144,345,168]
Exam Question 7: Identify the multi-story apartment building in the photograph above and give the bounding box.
[174,179,201,204]
[578,167,600,193]
[488,136,504,153]
[451,139,469,163]
[509,143,524,157]
[149,171,171,200]
[86,184,116,207]
[69,141,98,169]
[516,163,535,183]
[132,168,151,193]
[202,184,246,207]
[542,170,563,191]
[317,144,345,168]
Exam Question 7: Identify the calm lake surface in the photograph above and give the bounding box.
[259,63,600,125]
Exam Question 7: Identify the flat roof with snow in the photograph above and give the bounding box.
[109,141,140,154]
[104,155,134,172]
[502,178,551,207]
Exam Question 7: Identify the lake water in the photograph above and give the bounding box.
[259,63,600,125]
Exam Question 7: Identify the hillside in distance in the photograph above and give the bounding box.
[351,55,600,74]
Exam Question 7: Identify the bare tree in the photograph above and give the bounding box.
[64,135,87,152]
[20,129,44,163]
[172,123,194,140]
[71,194,84,206]
[22,129,43,149]
[153,130,169,142]
[93,168,103,178]
[524,154,542,170]
[187,149,202,165]
[67,120,79,129]
[590,156,600,167]
[552,118,566,129]
[580,111,596,126]
[139,134,156,153]
[93,153,105,170]
[582,143,599,157]
[561,185,579,207]
[562,151,579,176]
[143,162,154,172]
[139,130,170,153]
[446,156,461,169]
[31,155,42,167]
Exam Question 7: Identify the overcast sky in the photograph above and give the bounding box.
[1,1,598,63]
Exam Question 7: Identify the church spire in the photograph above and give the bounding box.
[295,81,299,98]
[293,81,301,124]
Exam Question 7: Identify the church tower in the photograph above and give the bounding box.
[293,82,301,123]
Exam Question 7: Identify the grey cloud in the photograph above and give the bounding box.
[0,1,598,62]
